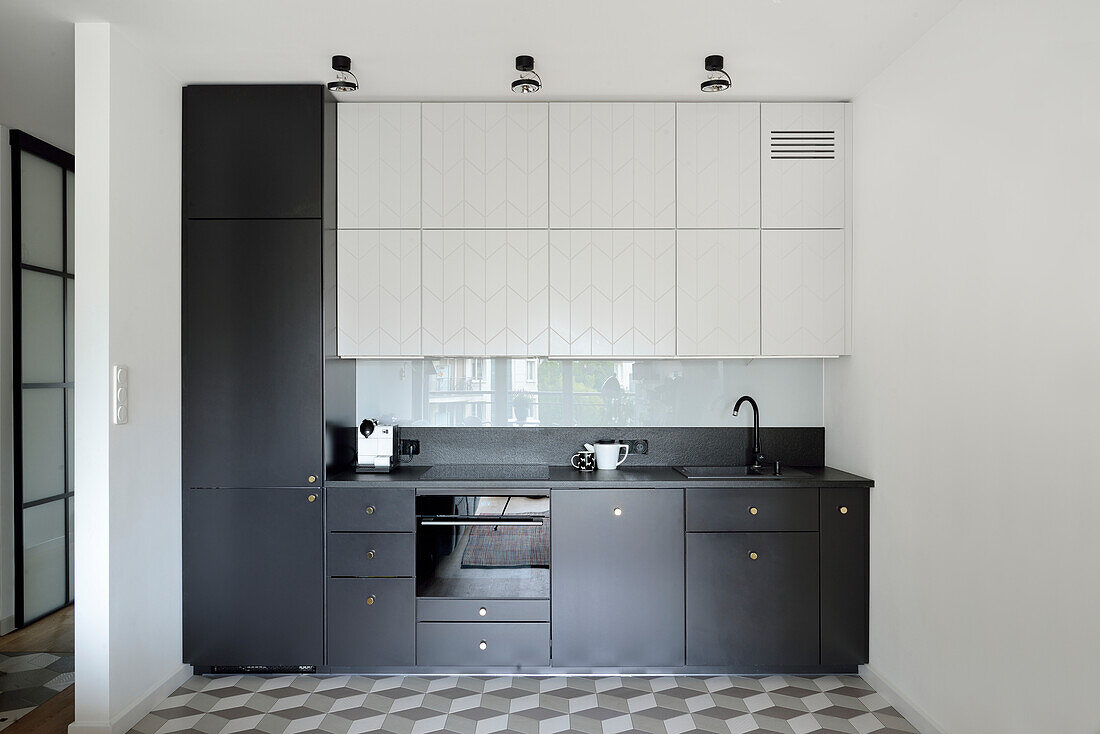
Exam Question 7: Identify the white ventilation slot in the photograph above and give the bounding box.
[769,130,836,160]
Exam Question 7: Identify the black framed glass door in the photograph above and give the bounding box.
[10,130,75,626]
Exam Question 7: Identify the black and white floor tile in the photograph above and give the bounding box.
[0,652,75,730]
[129,674,918,734]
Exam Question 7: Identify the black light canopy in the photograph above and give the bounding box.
[701,54,731,93]
[328,54,359,92]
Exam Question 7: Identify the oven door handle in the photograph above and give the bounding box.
[419,518,545,527]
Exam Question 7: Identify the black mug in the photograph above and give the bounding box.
[571,451,596,472]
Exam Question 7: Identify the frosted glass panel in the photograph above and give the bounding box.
[22,388,65,502]
[21,270,64,383]
[23,502,66,622]
[65,279,74,381]
[356,358,824,427]
[67,498,74,601]
[20,152,64,271]
[66,169,75,271]
[66,388,74,493]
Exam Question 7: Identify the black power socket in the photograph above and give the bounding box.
[628,439,649,455]
[399,439,420,456]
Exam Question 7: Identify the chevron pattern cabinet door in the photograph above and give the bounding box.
[336,103,421,228]
[336,230,421,357]
[761,230,846,356]
[422,231,549,356]
[761,102,847,229]
[549,230,676,357]
[676,103,761,229]
[549,103,676,229]
[676,230,761,356]
[422,103,549,229]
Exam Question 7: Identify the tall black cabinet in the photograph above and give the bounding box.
[182,85,349,669]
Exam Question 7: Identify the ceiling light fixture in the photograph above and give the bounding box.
[511,55,542,94]
[701,55,731,93]
[328,55,359,93]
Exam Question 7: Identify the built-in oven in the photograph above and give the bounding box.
[415,493,550,600]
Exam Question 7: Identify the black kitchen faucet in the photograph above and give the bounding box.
[733,395,765,470]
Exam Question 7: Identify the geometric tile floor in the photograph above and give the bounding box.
[129,674,919,734]
[0,653,75,731]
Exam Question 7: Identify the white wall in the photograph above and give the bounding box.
[72,23,189,734]
[825,1,1100,732]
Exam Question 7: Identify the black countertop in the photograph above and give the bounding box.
[326,464,873,489]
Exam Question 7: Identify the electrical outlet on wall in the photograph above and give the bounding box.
[628,439,649,455]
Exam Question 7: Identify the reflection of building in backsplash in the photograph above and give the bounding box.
[356,358,824,428]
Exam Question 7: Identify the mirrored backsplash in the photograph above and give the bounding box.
[355,358,823,428]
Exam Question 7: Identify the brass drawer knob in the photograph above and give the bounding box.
[839,506,849,514]
[308,475,317,484]
[366,595,376,606]
[749,552,758,560]
[307,494,317,503]
[478,607,488,617]
[365,505,376,515]
[613,507,623,516]
[749,507,758,515]
[478,640,487,651]
[366,549,376,559]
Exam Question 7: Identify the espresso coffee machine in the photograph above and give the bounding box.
[355,418,397,473]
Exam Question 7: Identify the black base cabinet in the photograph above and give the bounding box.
[551,488,685,667]
[821,488,870,665]
[183,488,323,667]
[687,532,819,667]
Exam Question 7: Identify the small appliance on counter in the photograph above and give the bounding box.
[355,418,397,473]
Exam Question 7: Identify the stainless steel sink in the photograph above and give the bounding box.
[674,465,809,479]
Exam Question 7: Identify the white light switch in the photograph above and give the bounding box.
[113,365,129,424]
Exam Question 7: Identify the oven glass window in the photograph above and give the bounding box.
[416,495,550,599]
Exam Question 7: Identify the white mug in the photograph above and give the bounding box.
[585,441,630,470]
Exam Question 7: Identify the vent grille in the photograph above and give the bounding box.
[770,130,836,160]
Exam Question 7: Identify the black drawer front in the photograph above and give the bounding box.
[327,532,414,577]
[686,488,818,532]
[327,578,414,667]
[327,488,414,532]
[417,622,550,667]
[417,599,550,622]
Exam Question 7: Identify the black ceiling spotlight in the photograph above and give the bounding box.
[511,55,542,94]
[328,55,359,93]
[701,55,731,93]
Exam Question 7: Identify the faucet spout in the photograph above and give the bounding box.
[733,395,764,470]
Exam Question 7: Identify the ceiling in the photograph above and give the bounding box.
[0,0,962,151]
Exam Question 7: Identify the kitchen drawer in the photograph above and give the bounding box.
[327,488,414,532]
[686,488,818,532]
[417,622,550,667]
[417,598,549,623]
[327,532,414,577]
[327,578,414,667]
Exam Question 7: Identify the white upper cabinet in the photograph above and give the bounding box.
[422,230,549,356]
[676,230,761,357]
[422,103,549,229]
[761,229,846,356]
[337,103,421,229]
[337,230,422,357]
[548,230,676,357]
[676,103,761,229]
[761,102,848,229]
[549,103,675,229]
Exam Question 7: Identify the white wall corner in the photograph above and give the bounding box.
[67,664,192,734]
[860,665,948,734]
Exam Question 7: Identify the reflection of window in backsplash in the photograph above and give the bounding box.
[355,358,824,428]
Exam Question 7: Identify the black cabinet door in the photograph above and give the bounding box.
[551,488,685,667]
[183,85,323,219]
[687,532,819,666]
[820,488,869,665]
[183,488,323,667]
[183,219,322,489]
[327,578,415,667]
